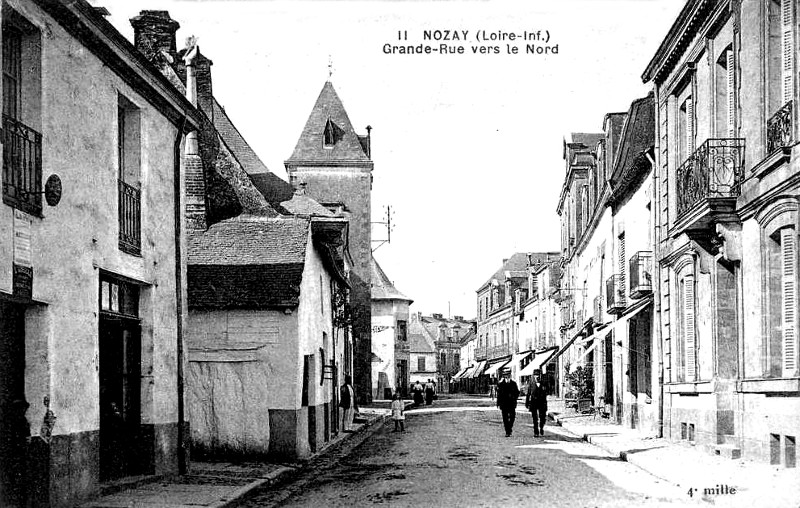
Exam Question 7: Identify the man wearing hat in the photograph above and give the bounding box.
[496,367,520,437]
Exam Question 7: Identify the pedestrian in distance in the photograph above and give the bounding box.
[340,375,358,432]
[425,379,435,405]
[496,368,520,437]
[391,392,405,432]
[412,380,424,407]
[525,372,548,437]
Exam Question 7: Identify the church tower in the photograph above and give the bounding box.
[285,81,374,404]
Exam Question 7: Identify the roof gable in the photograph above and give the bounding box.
[371,257,413,302]
[286,81,371,163]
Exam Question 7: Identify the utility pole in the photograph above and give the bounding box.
[371,205,394,252]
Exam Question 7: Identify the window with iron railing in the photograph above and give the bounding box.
[606,274,626,314]
[118,96,141,255]
[2,21,42,216]
[767,100,793,155]
[676,138,745,219]
[629,251,653,299]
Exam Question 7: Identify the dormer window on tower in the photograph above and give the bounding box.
[323,118,338,148]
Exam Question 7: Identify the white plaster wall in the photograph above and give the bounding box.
[0,0,181,437]
[575,209,613,325]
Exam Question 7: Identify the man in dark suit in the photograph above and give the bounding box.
[525,372,548,437]
[496,368,520,437]
[340,375,357,432]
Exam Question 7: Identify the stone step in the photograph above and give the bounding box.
[712,443,741,460]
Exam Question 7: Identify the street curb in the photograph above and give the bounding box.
[217,412,391,508]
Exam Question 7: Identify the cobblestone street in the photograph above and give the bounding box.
[240,398,688,507]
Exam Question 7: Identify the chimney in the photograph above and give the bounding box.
[130,11,180,64]
[502,258,509,265]
[365,125,372,159]
[454,315,463,321]
[194,52,215,117]
[182,39,206,230]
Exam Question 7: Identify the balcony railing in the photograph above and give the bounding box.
[118,179,141,255]
[2,114,42,215]
[629,251,653,299]
[767,100,793,155]
[606,274,626,314]
[676,138,745,219]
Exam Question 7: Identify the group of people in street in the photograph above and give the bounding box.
[495,369,548,437]
[410,379,436,407]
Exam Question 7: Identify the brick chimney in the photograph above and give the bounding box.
[130,11,180,63]
[194,52,214,117]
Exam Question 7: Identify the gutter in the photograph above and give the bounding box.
[174,116,188,474]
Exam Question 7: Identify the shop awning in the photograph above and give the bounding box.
[519,347,559,377]
[546,321,592,367]
[468,360,488,378]
[451,367,469,380]
[484,358,511,377]
[510,351,532,371]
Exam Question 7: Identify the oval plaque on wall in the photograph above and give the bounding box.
[44,174,62,206]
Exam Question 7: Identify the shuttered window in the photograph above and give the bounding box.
[726,49,736,138]
[782,228,798,375]
[782,0,795,104]
[682,274,697,382]
[685,96,695,154]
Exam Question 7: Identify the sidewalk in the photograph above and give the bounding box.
[550,411,800,508]
[82,407,392,508]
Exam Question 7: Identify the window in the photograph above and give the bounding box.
[323,118,338,147]
[440,352,446,368]
[678,273,697,382]
[100,275,139,318]
[396,320,407,342]
[118,95,142,255]
[454,353,460,367]
[677,92,694,165]
[418,356,426,371]
[714,45,735,137]
[2,11,42,215]
[767,226,798,377]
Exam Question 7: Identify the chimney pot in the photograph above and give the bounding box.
[130,11,180,63]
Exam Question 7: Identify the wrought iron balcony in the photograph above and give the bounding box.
[676,138,745,221]
[118,179,141,255]
[767,100,793,155]
[606,274,626,314]
[2,114,42,215]
[629,251,653,299]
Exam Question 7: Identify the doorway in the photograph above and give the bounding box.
[98,275,142,482]
[0,300,28,507]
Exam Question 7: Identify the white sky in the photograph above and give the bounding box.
[96,0,684,319]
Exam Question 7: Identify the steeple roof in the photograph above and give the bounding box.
[371,256,413,302]
[286,81,371,164]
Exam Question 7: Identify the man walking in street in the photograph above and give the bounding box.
[496,368,520,437]
[525,372,548,437]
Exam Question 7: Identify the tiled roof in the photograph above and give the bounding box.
[286,81,371,163]
[188,216,309,265]
[568,132,604,148]
[477,252,559,292]
[408,314,436,353]
[188,263,303,309]
[371,257,413,302]
[213,98,271,174]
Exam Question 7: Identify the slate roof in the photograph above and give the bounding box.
[568,132,604,148]
[249,172,296,209]
[408,313,436,353]
[188,216,310,265]
[213,98,271,175]
[281,192,337,217]
[371,257,413,302]
[188,263,304,309]
[286,81,371,164]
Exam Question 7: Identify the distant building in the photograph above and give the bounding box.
[407,312,438,388]
[370,258,412,399]
[411,313,475,393]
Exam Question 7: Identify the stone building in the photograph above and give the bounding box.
[0,2,203,505]
[407,312,438,387]
[285,82,374,405]
[518,260,562,392]
[370,257,412,399]
[412,313,473,393]
[642,0,800,465]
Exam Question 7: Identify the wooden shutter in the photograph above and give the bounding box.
[726,49,736,138]
[782,0,795,105]
[782,228,798,375]
[619,233,626,302]
[686,97,695,153]
[683,274,697,382]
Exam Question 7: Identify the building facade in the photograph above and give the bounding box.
[0,2,203,505]
[370,257,412,400]
[643,0,800,465]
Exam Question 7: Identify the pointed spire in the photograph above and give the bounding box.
[285,82,372,165]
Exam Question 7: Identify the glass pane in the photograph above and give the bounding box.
[101,281,110,311]
[110,283,119,313]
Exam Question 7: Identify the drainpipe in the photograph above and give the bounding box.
[174,116,187,474]
[646,147,663,439]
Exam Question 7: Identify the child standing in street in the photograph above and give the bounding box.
[391,393,405,432]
